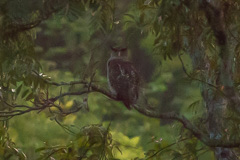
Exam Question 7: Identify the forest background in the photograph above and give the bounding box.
[1,0,240,159]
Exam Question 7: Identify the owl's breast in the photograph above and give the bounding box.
[107,59,118,95]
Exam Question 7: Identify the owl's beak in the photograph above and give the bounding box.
[118,52,121,56]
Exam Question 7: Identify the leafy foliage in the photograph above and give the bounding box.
[36,124,119,160]
[0,125,26,160]
[1,0,240,159]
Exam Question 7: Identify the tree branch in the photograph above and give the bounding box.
[3,0,66,35]
[89,83,240,148]
[0,89,88,119]
[2,78,240,147]
[177,53,223,92]
[45,79,118,101]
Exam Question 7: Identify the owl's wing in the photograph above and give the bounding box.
[108,59,140,104]
[117,61,140,88]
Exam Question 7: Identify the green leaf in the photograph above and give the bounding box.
[25,92,34,101]
[188,100,200,110]
[124,13,136,21]
[35,147,47,152]
[21,89,29,99]
[16,84,22,97]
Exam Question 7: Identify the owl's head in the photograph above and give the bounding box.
[110,47,128,59]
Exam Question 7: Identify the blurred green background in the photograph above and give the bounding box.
[0,0,219,159]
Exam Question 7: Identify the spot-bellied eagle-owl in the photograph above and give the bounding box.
[107,47,140,110]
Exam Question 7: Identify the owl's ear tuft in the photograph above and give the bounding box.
[110,46,118,52]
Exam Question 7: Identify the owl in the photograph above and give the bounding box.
[107,47,140,110]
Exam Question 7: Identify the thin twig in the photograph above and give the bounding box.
[54,118,76,135]
[178,53,218,89]
[146,138,189,159]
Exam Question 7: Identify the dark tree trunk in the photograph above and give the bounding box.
[192,1,240,159]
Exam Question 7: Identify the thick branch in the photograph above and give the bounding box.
[45,80,205,136]
[91,85,240,148]
[42,80,240,147]
[2,78,240,147]
[46,79,118,101]
[50,91,89,102]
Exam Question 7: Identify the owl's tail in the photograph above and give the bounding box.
[122,88,148,110]
[123,101,132,110]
